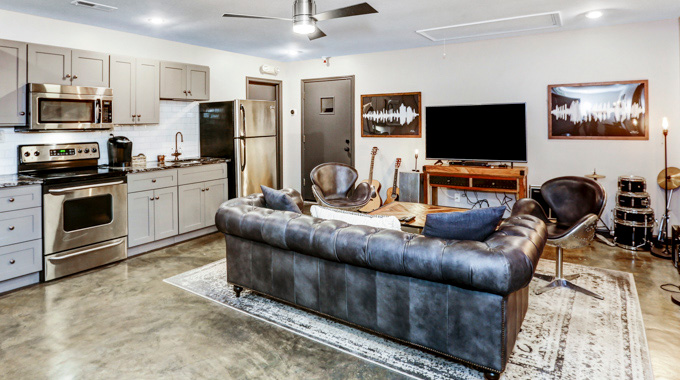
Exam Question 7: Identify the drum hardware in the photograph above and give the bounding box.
[584,170,615,247]
[651,164,679,260]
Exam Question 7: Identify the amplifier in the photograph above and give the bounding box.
[471,178,517,190]
[430,176,469,187]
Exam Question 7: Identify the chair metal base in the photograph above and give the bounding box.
[534,246,604,300]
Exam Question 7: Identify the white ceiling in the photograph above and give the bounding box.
[0,0,679,61]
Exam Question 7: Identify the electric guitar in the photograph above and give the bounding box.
[359,147,383,212]
[384,158,401,205]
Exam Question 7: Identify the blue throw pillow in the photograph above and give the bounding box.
[422,206,505,241]
[261,185,302,214]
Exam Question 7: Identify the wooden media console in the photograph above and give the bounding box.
[423,165,528,205]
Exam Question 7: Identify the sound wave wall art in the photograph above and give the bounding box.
[362,92,422,137]
[548,80,649,140]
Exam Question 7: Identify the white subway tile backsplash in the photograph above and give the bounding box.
[0,101,200,175]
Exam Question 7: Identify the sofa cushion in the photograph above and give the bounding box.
[261,185,302,214]
[310,205,401,231]
[422,206,505,241]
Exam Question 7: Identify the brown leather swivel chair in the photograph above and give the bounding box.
[310,163,372,211]
[512,176,606,300]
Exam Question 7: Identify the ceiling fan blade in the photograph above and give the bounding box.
[312,3,378,22]
[308,27,327,40]
[222,13,291,21]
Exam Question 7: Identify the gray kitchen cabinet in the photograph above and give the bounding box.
[127,186,178,248]
[0,207,41,248]
[0,185,41,213]
[0,39,27,126]
[127,169,178,193]
[203,179,227,227]
[160,61,210,100]
[153,186,179,240]
[127,190,155,247]
[28,44,109,87]
[71,49,109,87]
[178,182,204,234]
[0,240,42,283]
[110,56,159,124]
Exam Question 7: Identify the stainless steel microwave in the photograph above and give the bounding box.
[19,83,113,131]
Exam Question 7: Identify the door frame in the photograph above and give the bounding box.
[246,76,283,188]
[300,75,355,199]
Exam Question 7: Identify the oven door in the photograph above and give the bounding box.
[29,92,111,131]
[43,180,127,255]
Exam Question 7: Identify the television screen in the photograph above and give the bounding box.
[425,103,527,162]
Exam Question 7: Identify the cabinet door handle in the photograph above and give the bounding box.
[73,75,78,79]
[137,114,141,118]
[19,112,25,116]
[205,187,209,191]
[151,179,157,183]
[65,74,71,78]
[155,196,159,200]
[150,197,154,201]
[188,91,192,95]
[9,259,15,265]
[8,198,14,202]
[8,226,15,231]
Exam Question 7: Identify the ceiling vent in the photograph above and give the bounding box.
[70,0,118,12]
[416,12,562,42]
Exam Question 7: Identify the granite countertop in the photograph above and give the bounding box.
[0,174,43,189]
[103,157,230,174]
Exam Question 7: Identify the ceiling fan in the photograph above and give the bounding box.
[222,0,378,40]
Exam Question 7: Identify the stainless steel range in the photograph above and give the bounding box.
[18,142,128,281]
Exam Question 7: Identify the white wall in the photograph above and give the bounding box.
[0,9,282,173]
[282,19,680,226]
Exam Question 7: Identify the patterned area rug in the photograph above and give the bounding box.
[164,259,653,380]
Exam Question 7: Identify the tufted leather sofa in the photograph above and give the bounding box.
[216,189,547,377]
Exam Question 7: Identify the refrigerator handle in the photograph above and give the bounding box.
[240,138,246,172]
[239,103,246,137]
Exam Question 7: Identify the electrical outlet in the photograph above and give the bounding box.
[454,193,461,202]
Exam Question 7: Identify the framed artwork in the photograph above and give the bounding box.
[548,80,649,140]
[361,92,421,137]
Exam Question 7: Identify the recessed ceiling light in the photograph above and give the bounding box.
[585,11,603,19]
[147,17,165,25]
[288,50,302,56]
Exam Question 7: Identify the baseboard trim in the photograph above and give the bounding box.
[128,226,218,257]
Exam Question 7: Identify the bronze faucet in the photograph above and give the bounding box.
[172,132,183,161]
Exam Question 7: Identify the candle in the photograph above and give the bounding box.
[663,117,669,131]
[415,149,419,156]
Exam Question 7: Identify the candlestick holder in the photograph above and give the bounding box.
[413,152,419,172]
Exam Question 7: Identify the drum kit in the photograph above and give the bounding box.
[613,176,654,251]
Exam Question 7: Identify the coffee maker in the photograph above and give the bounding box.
[107,135,132,167]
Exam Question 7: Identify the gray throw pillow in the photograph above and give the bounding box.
[261,185,302,214]
[422,206,505,241]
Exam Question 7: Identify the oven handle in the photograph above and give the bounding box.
[47,180,125,194]
[47,238,126,262]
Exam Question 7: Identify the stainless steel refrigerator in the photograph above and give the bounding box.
[199,100,278,198]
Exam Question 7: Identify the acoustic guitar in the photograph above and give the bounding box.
[384,158,401,205]
[359,147,383,212]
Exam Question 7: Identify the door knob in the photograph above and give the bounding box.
[19,112,25,116]
[345,140,350,144]
[9,259,15,265]
[8,198,14,202]
[8,226,15,231]
[344,147,350,152]
[151,179,157,183]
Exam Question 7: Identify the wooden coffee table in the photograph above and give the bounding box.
[369,201,467,230]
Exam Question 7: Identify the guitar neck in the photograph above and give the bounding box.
[392,167,398,189]
[368,156,375,183]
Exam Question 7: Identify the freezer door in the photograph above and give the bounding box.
[236,100,277,138]
[235,136,278,197]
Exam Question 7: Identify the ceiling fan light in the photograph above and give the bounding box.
[293,20,316,34]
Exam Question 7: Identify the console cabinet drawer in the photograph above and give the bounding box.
[127,169,178,192]
[0,240,42,282]
[0,185,41,213]
[178,164,227,185]
[0,207,42,247]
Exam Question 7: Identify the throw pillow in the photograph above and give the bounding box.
[422,206,505,241]
[261,185,302,213]
[310,206,401,231]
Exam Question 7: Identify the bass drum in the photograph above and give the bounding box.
[614,218,653,251]
[614,206,654,225]
[616,192,650,209]
[618,175,646,193]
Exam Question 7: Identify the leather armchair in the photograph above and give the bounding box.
[310,163,372,211]
[512,176,606,299]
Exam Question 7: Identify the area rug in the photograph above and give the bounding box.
[164,259,653,380]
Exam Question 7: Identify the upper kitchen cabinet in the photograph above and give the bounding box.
[0,39,27,126]
[28,44,109,88]
[160,61,210,101]
[110,56,159,124]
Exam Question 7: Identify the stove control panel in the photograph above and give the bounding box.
[19,143,100,164]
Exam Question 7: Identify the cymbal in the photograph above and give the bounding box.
[657,167,680,190]
[585,170,605,180]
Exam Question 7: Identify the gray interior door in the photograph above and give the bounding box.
[302,77,354,201]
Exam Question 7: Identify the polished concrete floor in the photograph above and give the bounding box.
[1,233,679,379]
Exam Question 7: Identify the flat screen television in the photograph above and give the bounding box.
[425,103,527,162]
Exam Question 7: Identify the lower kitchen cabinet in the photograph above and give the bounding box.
[128,187,178,248]
[178,178,227,234]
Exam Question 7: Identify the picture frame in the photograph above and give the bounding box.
[548,80,649,140]
[361,92,422,138]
